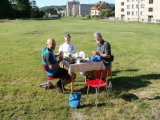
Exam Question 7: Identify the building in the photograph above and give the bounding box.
[66,0,80,16]
[65,0,93,17]
[115,0,160,23]
[91,1,111,17]
[48,13,58,18]
[79,4,93,17]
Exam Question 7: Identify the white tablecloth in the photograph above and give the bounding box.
[68,62,105,75]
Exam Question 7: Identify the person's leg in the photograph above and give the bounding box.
[53,68,76,91]
[63,72,76,85]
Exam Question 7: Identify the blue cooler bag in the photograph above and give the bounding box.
[69,92,81,108]
[90,55,102,62]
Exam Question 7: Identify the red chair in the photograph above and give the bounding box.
[86,68,112,107]
[42,65,55,89]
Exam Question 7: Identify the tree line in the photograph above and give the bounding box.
[0,0,48,19]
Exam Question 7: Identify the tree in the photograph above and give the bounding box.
[45,8,57,15]
[0,0,12,19]
[16,0,31,18]
[31,6,44,18]
[99,11,110,18]
[31,6,39,18]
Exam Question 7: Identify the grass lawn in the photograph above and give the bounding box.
[0,18,160,120]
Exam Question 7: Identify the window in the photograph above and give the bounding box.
[148,8,153,12]
[121,8,124,12]
[136,4,138,8]
[127,0,130,2]
[140,11,143,15]
[127,11,130,15]
[141,4,144,8]
[121,2,124,6]
[149,0,153,4]
[148,15,153,22]
[127,5,130,9]
[132,4,134,9]
[132,11,134,15]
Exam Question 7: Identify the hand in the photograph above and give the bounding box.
[59,52,64,61]
[92,51,99,55]
[58,51,63,56]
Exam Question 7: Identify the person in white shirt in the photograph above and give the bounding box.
[58,34,76,57]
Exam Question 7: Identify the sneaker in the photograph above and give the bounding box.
[56,81,64,93]
[62,85,68,92]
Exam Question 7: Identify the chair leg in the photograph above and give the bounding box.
[108,81,112,94]
[97,87,100,94]
[87,85,89,97]
[95,88,98,107]
[106,86,108,93]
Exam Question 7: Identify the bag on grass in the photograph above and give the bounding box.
[69,92,81,108]
[40,81,55,89]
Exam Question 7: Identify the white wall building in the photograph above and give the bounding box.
[115,0,160,23]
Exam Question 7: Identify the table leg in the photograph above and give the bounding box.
[71,81,74,92]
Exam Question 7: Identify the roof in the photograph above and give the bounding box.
[91,1,110,10]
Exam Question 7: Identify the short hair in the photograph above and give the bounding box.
[47,38,55,45]
[64,33,71,38]
[94,32,102,38]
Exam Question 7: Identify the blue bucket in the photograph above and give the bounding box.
[69,92,81,108]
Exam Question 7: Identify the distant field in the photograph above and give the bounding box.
[0,18,160,120]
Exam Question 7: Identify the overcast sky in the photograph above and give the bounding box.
[35,0,115,7]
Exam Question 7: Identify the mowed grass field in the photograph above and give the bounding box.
[0,17,160,120]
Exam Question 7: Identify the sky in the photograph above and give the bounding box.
[35,0,115,7]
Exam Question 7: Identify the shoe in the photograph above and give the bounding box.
[56,81,63,93]
[56,82,68,93]
[62,85,67,92]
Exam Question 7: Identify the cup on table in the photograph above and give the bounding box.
[76,57,81,64]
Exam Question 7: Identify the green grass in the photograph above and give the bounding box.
[0,18,160,120]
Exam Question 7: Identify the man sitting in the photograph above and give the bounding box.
[42,38,76,92]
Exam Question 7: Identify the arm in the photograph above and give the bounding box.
[92,42,111,59]
[55,51,63,57]
[92,51,110,59]
[48,59,62,70]
[44,53,63,70]
[98,52,110,59]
